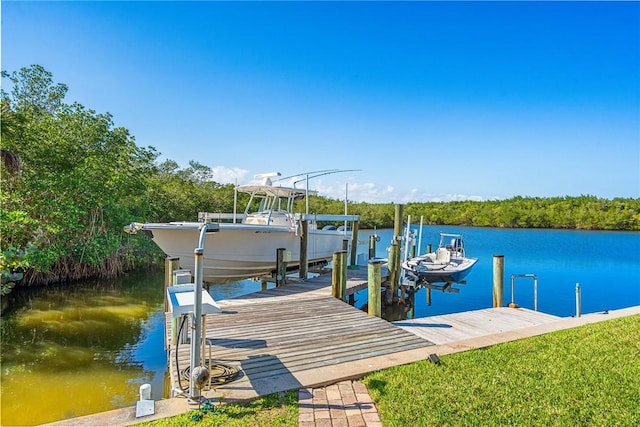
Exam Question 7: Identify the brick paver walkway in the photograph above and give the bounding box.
[298,380,382,427]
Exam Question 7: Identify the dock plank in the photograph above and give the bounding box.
[166,274,433,401]
[165,270,563,402]
[393,307,562,344]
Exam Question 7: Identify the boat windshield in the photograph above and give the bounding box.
[438,233,466,257]
[238,184,312,216]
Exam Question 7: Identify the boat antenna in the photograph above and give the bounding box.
[292,169,362,187]
[274,169,362,214]
[273,169,341,184]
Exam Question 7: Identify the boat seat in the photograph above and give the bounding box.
[435,248,451,263]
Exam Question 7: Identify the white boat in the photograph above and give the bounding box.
[401,233,478,284]
[124,172,358,283]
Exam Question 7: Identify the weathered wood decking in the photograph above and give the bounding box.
[165,271,433,401]
[165,269,562,402]
[394,307,561,345]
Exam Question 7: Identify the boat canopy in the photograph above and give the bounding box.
[236,184,318,200]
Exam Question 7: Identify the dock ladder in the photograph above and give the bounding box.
[509,274,538,311]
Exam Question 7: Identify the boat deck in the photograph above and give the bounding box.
[165,268,563,403]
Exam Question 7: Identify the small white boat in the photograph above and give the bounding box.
[401,233,478,284]
[124,172,358,284]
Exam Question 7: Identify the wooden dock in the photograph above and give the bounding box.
[165,268,562,402]
[393,307,561,345]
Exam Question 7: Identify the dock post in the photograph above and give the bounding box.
[339,250,347,299]
[368,235,376,259]
[350,220,359,267]
[165,257,180,312]
[387,241,399,305]
[276,248,287,287]
[575,283,582,317]
[332,250,347,300]
[299,220,308,280]
[165,257,180,346]
[387,204,403,304]
[493,255,505,308]
[368,259,382,317]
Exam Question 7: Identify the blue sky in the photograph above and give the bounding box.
[2,1,639,203]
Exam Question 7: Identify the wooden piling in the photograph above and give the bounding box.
[299,220,308,280]
[165,257,180,347]
[368,259,382,317]
[387,204,403,304]
[369,235,376,259]
[350,220,359,266]
[331,250,347,300]
[386,241,399,305]
[164,257,180,311]
[493,255,505,308]
[332,252,340,298]
[276,248,287,287]
[339,250,347,299]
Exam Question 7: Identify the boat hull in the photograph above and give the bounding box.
[143,222,350,283]
[402,257,478,284]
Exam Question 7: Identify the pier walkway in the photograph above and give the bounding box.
[166,268,430,402]
[43,265,640,426]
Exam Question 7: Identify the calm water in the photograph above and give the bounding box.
[355,226,640,319]
[1,227,638,425]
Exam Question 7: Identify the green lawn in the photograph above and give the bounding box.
[364,314,640,426]
[136,314,640,426]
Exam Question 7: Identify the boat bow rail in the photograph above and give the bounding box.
[300,213,360,222]
[196,212,360,226]
[123,222,220,234]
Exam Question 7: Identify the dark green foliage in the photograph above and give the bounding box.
[1,65,160,290]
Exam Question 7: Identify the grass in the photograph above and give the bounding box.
[133,391,298,427]
[363,314,640,426]
[136,314,640,426]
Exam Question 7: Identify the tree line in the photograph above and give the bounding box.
[1,65,638,295]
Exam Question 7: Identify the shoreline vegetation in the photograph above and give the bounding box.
[2,65,639,297]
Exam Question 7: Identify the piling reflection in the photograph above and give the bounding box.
[0,270,165,426]
[356,287,417,322]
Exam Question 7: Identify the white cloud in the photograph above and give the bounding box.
[207,167,487,203]
[315,181,486,204]
[210,166,249,185]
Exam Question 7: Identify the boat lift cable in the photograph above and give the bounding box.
[174,315,240,395]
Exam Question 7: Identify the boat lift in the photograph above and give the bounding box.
[166,223,222,404]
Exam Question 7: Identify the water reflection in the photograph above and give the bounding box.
[1,270,165,426]
[1,270,274,426]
